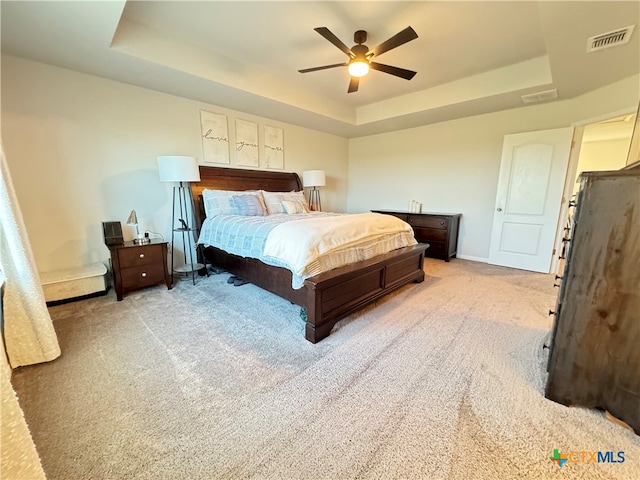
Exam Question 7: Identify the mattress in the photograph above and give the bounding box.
[197,212,417,288]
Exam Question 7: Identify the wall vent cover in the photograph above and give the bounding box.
[521,89,558,104]
[587,25,635,52]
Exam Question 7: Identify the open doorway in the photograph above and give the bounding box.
[551,111,637,274]
[571,113,636,193]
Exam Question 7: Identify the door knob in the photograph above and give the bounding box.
[497,207,503,212]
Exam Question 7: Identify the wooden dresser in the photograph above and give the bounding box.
[372,210,462,261]
[108,239,171,300]
[545,169,640,434]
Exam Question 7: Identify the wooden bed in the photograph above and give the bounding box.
[191,165,428,343]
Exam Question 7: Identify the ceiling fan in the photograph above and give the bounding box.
[299,26,418,93]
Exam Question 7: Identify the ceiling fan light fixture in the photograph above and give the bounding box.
[300,26,418,91]
[348,60,369,77]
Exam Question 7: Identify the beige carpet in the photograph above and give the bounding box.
[11,259,640,479]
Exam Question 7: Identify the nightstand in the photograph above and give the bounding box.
[108,239,171,301]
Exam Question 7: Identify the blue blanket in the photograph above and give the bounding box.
[197,212,337,262]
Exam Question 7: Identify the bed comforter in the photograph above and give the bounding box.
[197,212,417,288]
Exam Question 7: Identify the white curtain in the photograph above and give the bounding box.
[1,341,46,479]
[0,141,60,368]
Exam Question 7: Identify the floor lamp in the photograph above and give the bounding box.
[157,155,204,285]
[303,170,326,212]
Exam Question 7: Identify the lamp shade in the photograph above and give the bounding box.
[302,170,326,188]
[157,156,201,182]
[126,210,138,226]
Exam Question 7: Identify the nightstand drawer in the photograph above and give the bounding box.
[413,227,448,242]
[120,264,166,288]
[408,215,449,229]
[118,245,163,268]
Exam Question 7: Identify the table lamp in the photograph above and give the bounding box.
[302,170,326,211]
[126,209,150,244]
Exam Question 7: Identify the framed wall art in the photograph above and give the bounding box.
[235,119,259,167]
[264,125,284,169]
[200,110,230,164]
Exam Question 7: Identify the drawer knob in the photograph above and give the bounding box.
[139,253,145,258]
[141,272,147,277]
[440,221,445,225]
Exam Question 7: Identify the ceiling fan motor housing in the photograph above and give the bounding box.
[351,44,369,60]
[354,30,367,44]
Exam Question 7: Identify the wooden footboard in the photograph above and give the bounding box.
[203,244,428,343]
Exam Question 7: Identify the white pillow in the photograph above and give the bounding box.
[282,199,309,214]
[202,189,264,217]
[262,190,307,215]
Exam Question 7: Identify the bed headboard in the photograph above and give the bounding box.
[190,165,303,226]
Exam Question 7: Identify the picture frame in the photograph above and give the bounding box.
[264,125,284,169]
[201,110,230,164]
[235,119,259,167]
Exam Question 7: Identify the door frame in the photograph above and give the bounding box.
[549,127,583,275]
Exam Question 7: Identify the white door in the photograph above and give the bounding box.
[488,127,573,272]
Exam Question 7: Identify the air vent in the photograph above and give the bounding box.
[521,89,558,104]
[587,25,635,52]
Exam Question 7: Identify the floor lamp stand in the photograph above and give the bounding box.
[170,182,205,285]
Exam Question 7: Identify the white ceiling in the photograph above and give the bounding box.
[1,1,639,137]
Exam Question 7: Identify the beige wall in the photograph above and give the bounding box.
[348,75,640,261]
[2,54,638,271]
[570,137,632,196]
[576,138,632,174]
[1,55,348,274]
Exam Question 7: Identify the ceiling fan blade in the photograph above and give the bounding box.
[298,63,347,73]
[314,27,355,58]
[368,26,418,58]
[369,62,417,80]
[347,76,359,93]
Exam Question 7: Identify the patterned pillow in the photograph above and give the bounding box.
[262,190,307,215]
[281,200,309,214]
[202,189,263,217]
[231,194,267,216]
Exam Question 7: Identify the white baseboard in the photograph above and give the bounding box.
[456,254,489,263]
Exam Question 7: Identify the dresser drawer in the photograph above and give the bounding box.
[120,264,166,289]
[380,212,408,222]
[424,241,447,258]
[408,215,449,229]
[413,227,448,243]
[118,245,163,268]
